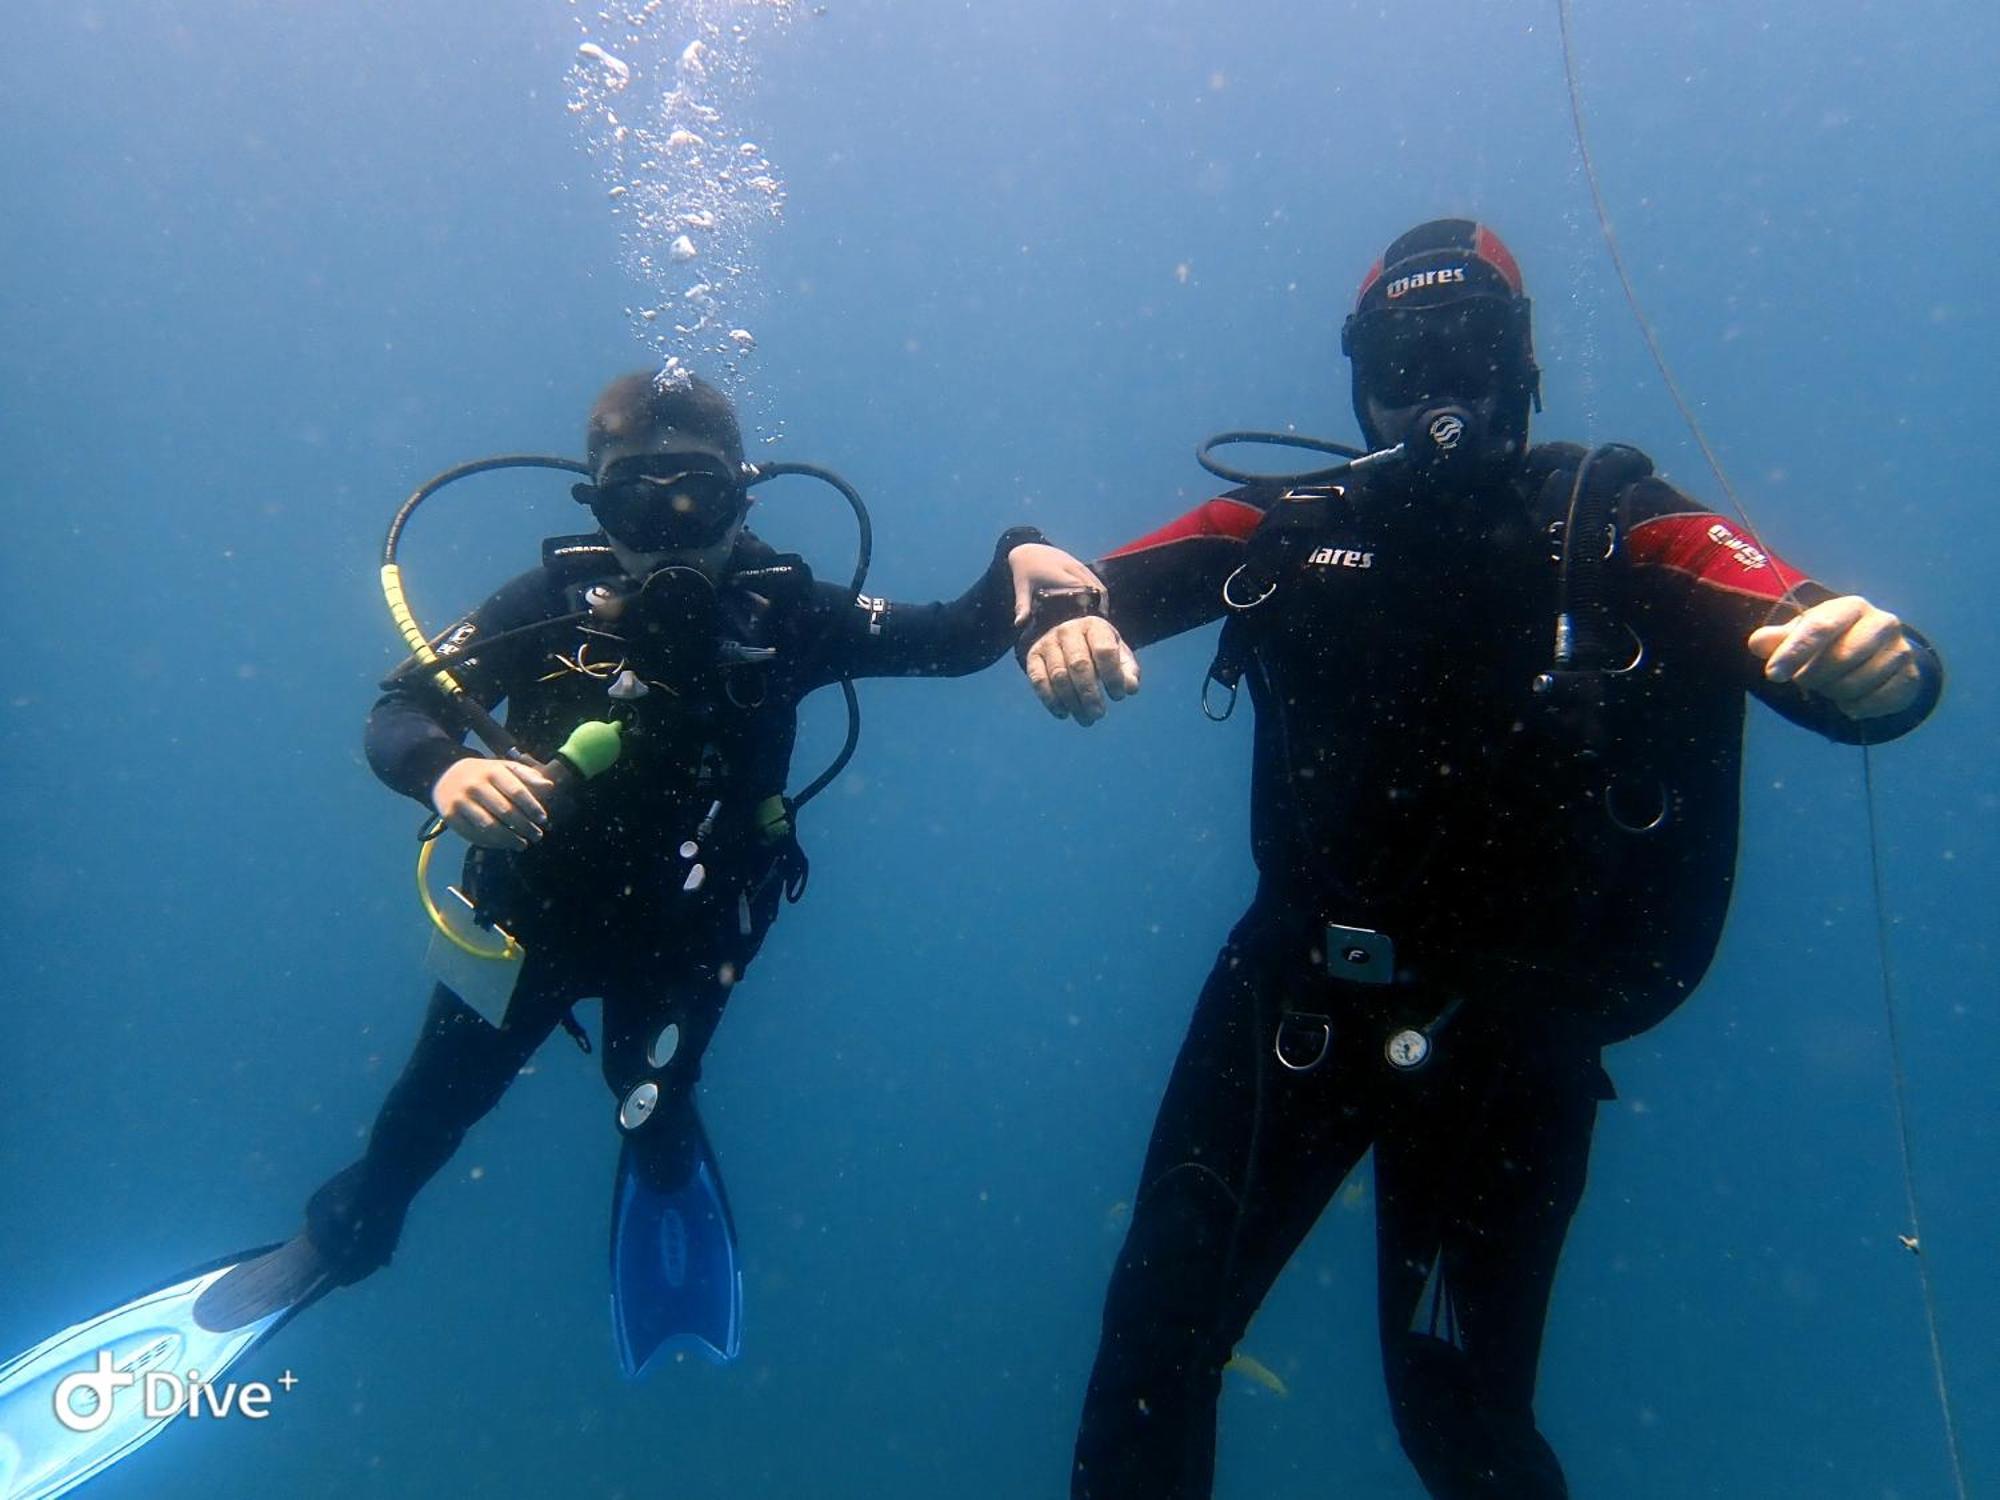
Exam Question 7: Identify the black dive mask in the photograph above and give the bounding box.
[574,457,747,553]
[1344,297,1537,481]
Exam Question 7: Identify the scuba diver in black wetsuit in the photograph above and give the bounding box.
[1019,220,1944,1499]
[0,370,1110,1500]
[298,371,1105,1323]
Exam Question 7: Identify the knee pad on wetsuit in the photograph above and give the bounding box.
[1103,1161,1247,1365]
[1134,1160,1243,1262]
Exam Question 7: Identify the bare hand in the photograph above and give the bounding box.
[432,758,556,849]
[1024,617,1141,726]
[1746,594,1923,720]
[1008,543,1109,628]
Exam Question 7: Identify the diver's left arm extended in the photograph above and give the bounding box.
[802,528,1096,683]
[1621,478,1943,742]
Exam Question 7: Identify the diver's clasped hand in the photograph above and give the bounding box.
[1747,594,1925,720]
[1024,616,1142,727]
[1009,542,1140,727]
[432,757,556,849]
[1007,543,1109,630]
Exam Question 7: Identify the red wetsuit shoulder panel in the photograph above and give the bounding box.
[1625,511,1811,602]
[1104,495,1265,559]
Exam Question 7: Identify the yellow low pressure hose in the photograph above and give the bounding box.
[415,835,521,962]
[380,561,466,699]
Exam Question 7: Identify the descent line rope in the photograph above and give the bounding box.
[1863,745,1969,1498]
[1554,4,1968,1495]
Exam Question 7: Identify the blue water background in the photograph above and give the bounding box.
[2,2,1993,1495]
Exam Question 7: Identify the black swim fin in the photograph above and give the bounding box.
[609,1099,743,1376]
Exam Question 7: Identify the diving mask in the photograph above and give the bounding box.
[575,457,748,552]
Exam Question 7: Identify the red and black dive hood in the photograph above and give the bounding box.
[1342,218,1541,466]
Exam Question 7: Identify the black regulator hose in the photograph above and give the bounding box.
[382,454,593,570]
[746,461,873,808]
[789,679,862,812]
[1196,431,1370,487]
[749,460,873,596]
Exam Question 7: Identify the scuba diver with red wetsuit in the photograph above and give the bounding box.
[1021,219,1943,1499]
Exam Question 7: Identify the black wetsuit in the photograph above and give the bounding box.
[1063,445,1942,1499]
[307,525,1040,1282]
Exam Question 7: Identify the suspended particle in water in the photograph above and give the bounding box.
[669,234,698,262]
[728,328,755,350]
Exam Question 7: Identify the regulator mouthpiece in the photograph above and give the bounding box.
[1406,404,1482,479]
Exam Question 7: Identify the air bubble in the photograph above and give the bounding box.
[568,0,797,403]
[576,41,631,87]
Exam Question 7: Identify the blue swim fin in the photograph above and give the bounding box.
[0,1237,328,1500]
[609,1099,742,1376]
